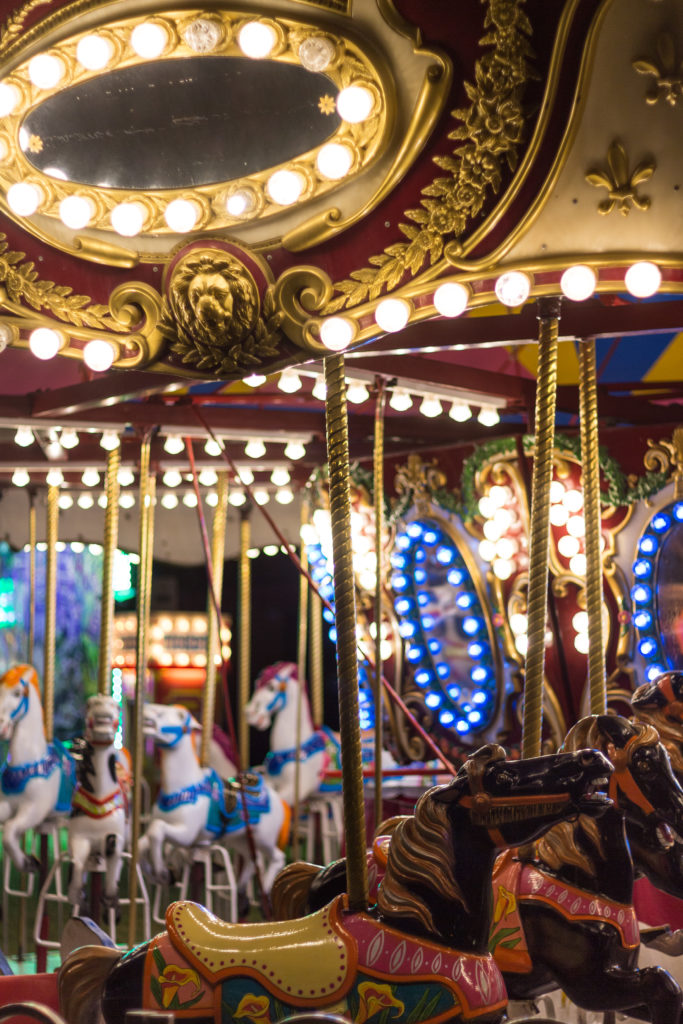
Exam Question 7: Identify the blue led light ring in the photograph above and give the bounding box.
[631,500,683,682]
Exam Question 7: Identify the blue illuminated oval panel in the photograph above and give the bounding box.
[390,516,500,736]
[632,500,683,679]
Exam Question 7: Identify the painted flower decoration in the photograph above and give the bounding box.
[235,993,273,1024]
[158,964,201,1008]
[356,981,405,1024]
[493,884,517,923]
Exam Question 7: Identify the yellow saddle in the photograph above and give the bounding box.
[166,895,356,1005]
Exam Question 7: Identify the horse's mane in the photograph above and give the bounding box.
[632,708,683,774]
[1,664,41,700]
[256,661,299,689]
[376,786,464,936]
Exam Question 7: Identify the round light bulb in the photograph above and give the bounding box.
[8,182,41,216]
[433,282,469,318]
[12,469,29,487]
[81,468,100,487]
[83,338,116,372]
[77,492,94,510]
[226,189,256,217]
[29,327,63,360]
[100,430,119,451]
[131,22,169,59]
[0,82,20,117]
[58,195,94,230]
[566,515,585,538]
[346,381,369,405]
[59,429,79,449]
[278,368,303,393]
[478,404,500,427]
[119,492,135,509]
[161,492,179,509]
[245,438,266,458]
[549,480,565,504]
[58,493,73,509]
[562,488,583,512]
[375,297,411,334]
[298,36,335,72]
[117,468,135,487]
[46,468,64,487]
[560,265,596,302]
[111,202,146,237]
[569,554,587,576]
[336,85,375,123]
[557,534,580,558]
[496,537,518,560]
[574,632,589,654]
[549,504,569,527]
[312,377,327,401]
[183,19,222,53]
[449,399,472,422]
[478,539,495,562]
[76,34,113,70]
[270,467,290,487]
[572,611,589,633]
[163,435,184,455]
[97,493,107,508]
[494,270,531,307]
[253,488,270,506]
[389,387,413,412]
[316,142,354,180]
[163,469,182,488]
[625,261,661,298]
[243,373,266,387]
[14,426,34,447]
[183,491,198,508]
[164,198,199,232]
[420,395,442,418]
[204,438,222,457]
[267,169,305,206]
[320,316,355,352]
[238,21,277,58]
[510,613,527,635]
[275,487,294,505]
[28,53,64,89]
[198,468,218,487]
[205,491,219,507]
[284,441,306,460]
[229,489,247,506]
[493,558,514,580]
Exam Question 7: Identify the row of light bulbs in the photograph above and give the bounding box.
[9,484,296,509]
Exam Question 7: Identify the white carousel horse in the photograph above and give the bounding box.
[0,664,75,871]
[139,703,289,892]
[245,661,339,805]
[67,694,129,909]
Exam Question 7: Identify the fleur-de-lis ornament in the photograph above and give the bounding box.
[585,140,655,216]
[633,34,683,107]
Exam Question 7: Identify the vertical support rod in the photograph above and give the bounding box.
[522,297,561,759]
[27,493,36,664]
[578,338,606,714]
[98,447,121,695]
[238,508,252,768]
[202,472,228,767]
[293,498,309,854]
[309,590,324,728]
[44,485,58,743]
[324,354,368,912]
[128,437,153,946]
[373,381,386,834]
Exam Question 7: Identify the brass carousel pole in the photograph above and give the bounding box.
[27,491,36,663]
[522,297,561,759]
[202,471,228,768]
[98,447,121,696]
[238,506,252,768]
[293,497,309,856]
[43,485,58,744]
[128,437,154,945]
[373,379,386,834]
[309,589,324,728]
[578,338,606,714]
[324,353,368,912]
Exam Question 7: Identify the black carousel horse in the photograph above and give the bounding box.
[58,743,611,1024]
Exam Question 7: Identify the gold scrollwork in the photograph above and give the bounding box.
[633,33,683,107]
[643,427,683,500]
[585,140,656,216]
[273,264,334,355]
[394,453,447,516]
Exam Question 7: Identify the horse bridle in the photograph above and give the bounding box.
[158,710,194,748]
[607,734,657,817]
[9,676,30,723]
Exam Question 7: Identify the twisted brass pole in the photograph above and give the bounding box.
[522,297,561,759]
[238,507,252,767]
[98,447,121,696]
[44,485,59,743]
[128,438,153,945]
[324,354,368,912]
[202,472,228,767]
[373,380,386,834]
[310,590,324,728]
[293,498,310,854]
[27,493,36,664]
[578,338,606,714]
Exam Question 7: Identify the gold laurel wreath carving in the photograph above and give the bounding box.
[0,233,124,331]
[0,0,53,57]
[323,0,533,313]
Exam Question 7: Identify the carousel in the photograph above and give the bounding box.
[0,0,682,1021]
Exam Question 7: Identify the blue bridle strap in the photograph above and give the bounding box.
[10,680,29,722]
[158,711,193,748]
[265,729,327,776]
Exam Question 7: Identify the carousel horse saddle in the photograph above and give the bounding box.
[166,896,352,1002]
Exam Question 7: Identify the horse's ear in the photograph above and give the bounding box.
[189,715,202,732]
[632,682,666,711]
[432,744,506,804]
[596,713,634,748]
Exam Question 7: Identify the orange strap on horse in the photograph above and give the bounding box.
[607,736,656,817]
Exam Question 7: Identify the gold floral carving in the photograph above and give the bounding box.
[633,34,683,107]
[323,0,533,313]
[159,249,282,376]
[643,428,683,500]
[0,232,123,331]
[394,454,447,515]
[585,140,655,216]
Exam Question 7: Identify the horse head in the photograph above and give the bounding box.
[0,664,40,741]
[563,713,683,849]
[142,702,200,750]
[632,671,683,721]
[84,695,120,746]
[245,661,299,731]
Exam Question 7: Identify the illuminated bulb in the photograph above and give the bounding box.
[270,466,290,487]
[346,380,369,404]
[433,282,469,317]
[206,491,218,507]
[494,270,531,307]
[164,198,199,232]
[14,426,34,447]
[12,469,29,487]
[100,431,119,451]
[515,635,528,656]
[320,317,355,352]
[117,467,135,487]
[285,440,306,460]
[495,537,518,560]
[478,404,500,427]
[83,338,116,372]
[566,515,585,537]
[574,632,589,654]
[569,554,587,576]
[238,21,277,58]
[131,22,169,59]
[489,485,511,507]
[572,611,588,633]
[510,613,527,635]
[163,469,182,488]
[59,195,94,230]
[58,493,73,509]
[557,534,580,558]
[549,504,569,527]
[278,368,302,393]
[243,373,266,387]
[560,265,596,302]
[0,82,20,116]
[119,492,135,509]
[336,84,374,123]
[298,35,335,72]
[375,297,410,333]
[389,388,413,412]
[81,468,100,487]
[478,496,494,518]
[29,53,64,89]
[76,34,113,70]
[275,487,294,505]
[77,492,94,510]
[229,489,247,507]
[625,261,661,298]
[161,492,178,509]
[8,182,41,216]
[46,468,64,487]
[97,493,107,508]
[493,558,514,580]
[247,547,259,559]
[60,429,79,449]
[245,438,266,458]
[420,395,442,418]
[253,487,270,505]
[449,399,472,422]
[312,376,327,401]
[483,519,502,542]
[226,189,256,217]
[549,480,565,504]
[183,491,198,508]
[205,438,222,457]
[163,435,184,455]
[198,468,218,486]
[29,327,63,360]
[316,142,353,180]
[111,202,146,237]
[238,467,254,485]
[478,539,495,562]
[267,169,305,206]
[562,488,583,512]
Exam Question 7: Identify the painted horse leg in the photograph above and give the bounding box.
[3,807,41,871]
[103,833,124,908]
[68,833,90,906]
